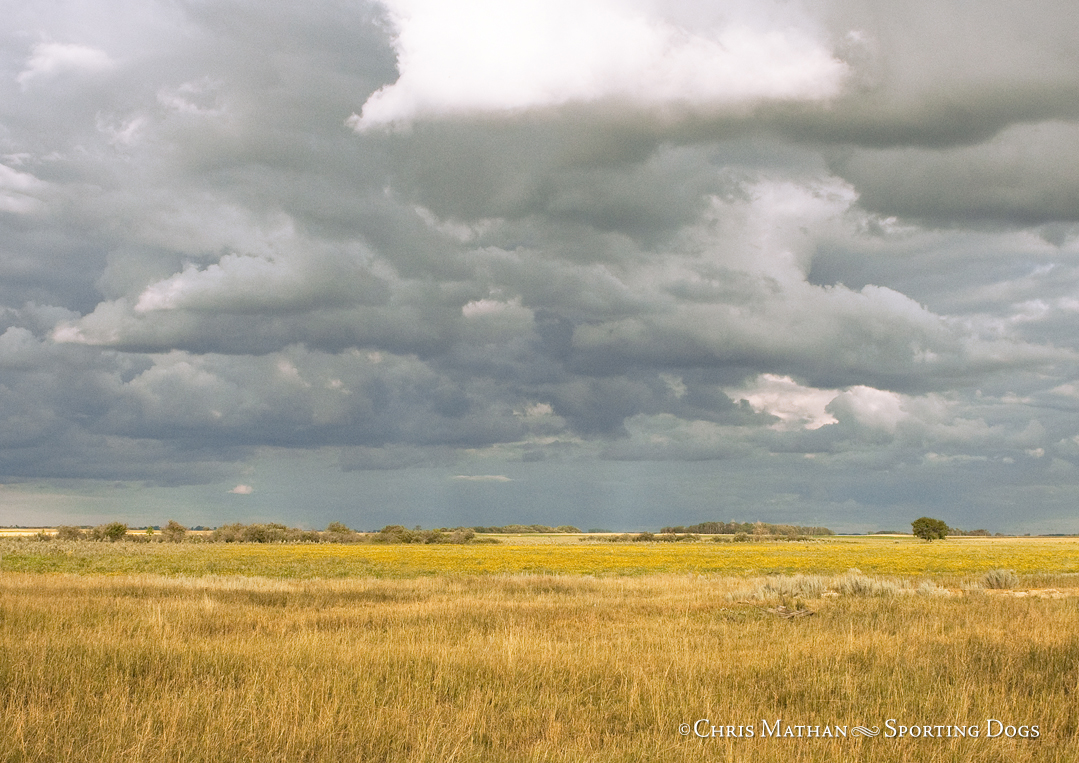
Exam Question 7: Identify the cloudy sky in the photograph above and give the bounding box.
[2,0,1079,532]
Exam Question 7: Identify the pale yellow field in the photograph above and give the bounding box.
[1,571,1076,763]
[1,537,1077,762]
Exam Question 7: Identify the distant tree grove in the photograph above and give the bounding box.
[470,524,581,534]
[659,521,834,537]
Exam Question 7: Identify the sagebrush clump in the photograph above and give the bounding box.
[980,568,1020,589]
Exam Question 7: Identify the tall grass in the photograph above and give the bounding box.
[0,572,1076,762]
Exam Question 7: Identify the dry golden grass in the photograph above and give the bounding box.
[1,571,1077,762]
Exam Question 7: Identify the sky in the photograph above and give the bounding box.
[2,0,1079,533]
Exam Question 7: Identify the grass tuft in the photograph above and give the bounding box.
[980,568,1021,589]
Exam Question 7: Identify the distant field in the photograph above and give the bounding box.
[2,535,1079,578]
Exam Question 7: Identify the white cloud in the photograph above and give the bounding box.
[731,374,838,430]
[414,205,491,242]
[17,42,115,88]
[461,297,516,318]
[157,79,226,117]
[52,299,134,346]
[275,357,309,387]
[129,240,383,316]
[96,114,147,147]
[1051,383,1079,398]
[828,386,907,434]
[133,255,301,313]
[451,474,512,482]
[923,453,987,465]
[353,0,848,129]
[229,484,254,494]
[0,164,47,215]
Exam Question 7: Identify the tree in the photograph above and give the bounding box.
[911,517,948,541]
[162,520,187,543]
[91,522,128,542]
[56,525,85,541]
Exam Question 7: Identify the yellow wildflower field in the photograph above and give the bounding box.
[3,536,1077,577]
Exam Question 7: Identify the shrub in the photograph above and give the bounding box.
[834,569,901,597]
[980,569,1020,589]
[56,526,85,541]
[763,574,828,599]
[242,524,272,543]
[106,522,129,542]
[210,522,330,543]
[727,574,828,602]
[90,522,128,542]
[162,520,187,543]
[321,525,364,543]
[212,523,244,542]
[368,525,476,544]
[374,525,415,543]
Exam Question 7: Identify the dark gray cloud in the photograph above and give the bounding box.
[828,122,1079,225]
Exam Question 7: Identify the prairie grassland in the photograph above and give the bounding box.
[0,571,1077,763]
[3,536,1079,578]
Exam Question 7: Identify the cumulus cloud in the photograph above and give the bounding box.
[562,180,1070,391]
[132,248,385,315]
[352,0,848,130]
[0,164,48,215]
[731,374,838,431]
[827,385,906,433]
[17,42,115,88]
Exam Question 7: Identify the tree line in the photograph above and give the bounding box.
[659,521,834,536]
[48,521,487,544]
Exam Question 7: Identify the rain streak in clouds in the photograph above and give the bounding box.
[2,0,1079,531]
